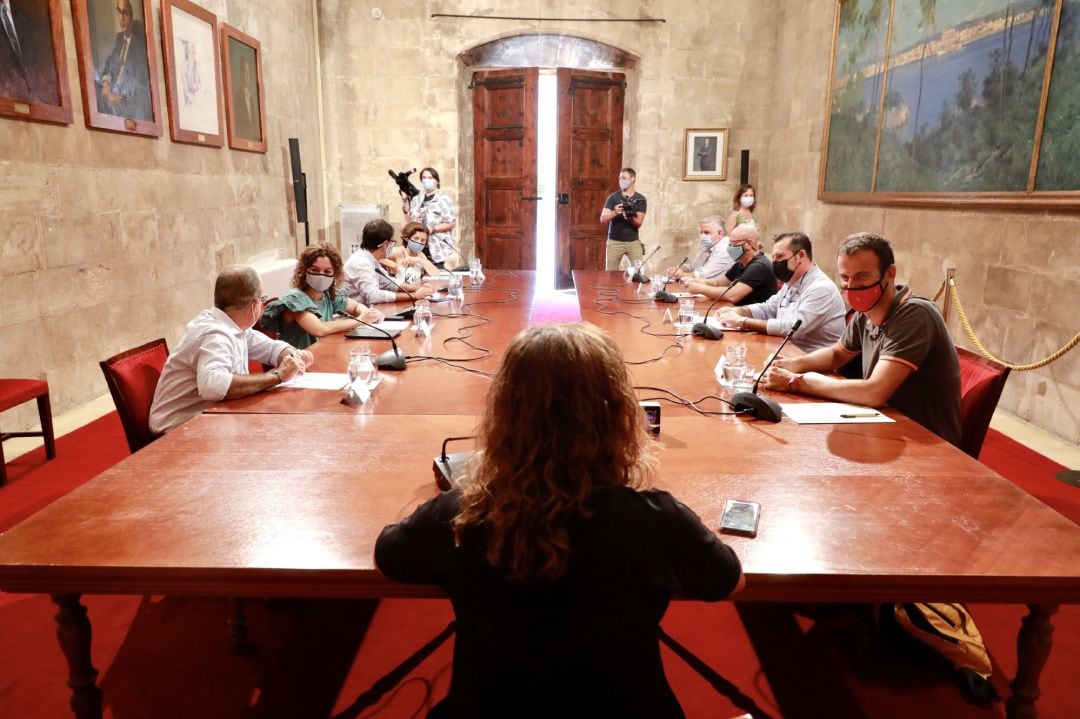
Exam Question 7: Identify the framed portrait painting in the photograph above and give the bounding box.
[70,0,162,136]
[160,0,222,146]
[0,0,72,124]
[682,128,728,181]
[220,23,265,153]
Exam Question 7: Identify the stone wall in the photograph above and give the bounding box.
[762,0,1080,444]
[316,0,778,266]
[0,0,324,429]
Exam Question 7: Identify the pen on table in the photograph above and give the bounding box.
[840,412,880,418]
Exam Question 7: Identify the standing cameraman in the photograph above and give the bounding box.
[599,167,647,271]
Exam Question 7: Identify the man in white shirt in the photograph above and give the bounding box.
[344,219,434,305]
[668,216,733,281]
[716,232,846,352]
[148,266,312,434]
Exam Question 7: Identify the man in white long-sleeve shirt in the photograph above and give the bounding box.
[148,266,312,434]
[344,219,434,305]
[716,232,845,353]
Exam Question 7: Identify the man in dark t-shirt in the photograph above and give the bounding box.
[599,167,647,271]
[684,224,777,307]
[761,232,962,447]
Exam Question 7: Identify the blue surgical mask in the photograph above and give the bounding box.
[699,233,713,248]
[727,243,745,261]
[618,178,632,191]
[407,239,425,254]
[422,178,437,192]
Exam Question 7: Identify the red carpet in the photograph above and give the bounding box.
[1,418,1077,718]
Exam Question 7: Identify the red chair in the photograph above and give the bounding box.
[0,379,56,485]
[957,347,1011,459]
[99,339,170,454]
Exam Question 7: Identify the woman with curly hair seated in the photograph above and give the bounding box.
[376,323,743,717]
[263,244,382,350]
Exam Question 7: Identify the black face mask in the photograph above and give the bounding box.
[772,255,798,283]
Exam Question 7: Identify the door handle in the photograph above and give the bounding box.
[521,195,543,201]
[558,193,569,205]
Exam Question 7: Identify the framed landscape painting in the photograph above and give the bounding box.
[820,0,1080,207]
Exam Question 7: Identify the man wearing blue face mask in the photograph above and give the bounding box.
[600,167,647,271]
[684,224,777,306]
[668,216,734,281]
[761,232,962,446]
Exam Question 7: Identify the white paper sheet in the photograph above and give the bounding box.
[277,372,350,390]
[779,402,896,425]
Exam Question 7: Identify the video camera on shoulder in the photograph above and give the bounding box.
[389,168,420,199]
[622,196,644,219]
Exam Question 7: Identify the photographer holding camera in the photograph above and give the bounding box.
[599,167,647,271]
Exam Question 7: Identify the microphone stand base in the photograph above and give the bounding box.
[376,348,407,371]
[691,323,723,340]
[731,392,783,423]
[433,451,473,491]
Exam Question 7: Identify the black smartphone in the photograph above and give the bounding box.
[719,499,760,537]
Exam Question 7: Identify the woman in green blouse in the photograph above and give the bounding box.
[265,245,382,350]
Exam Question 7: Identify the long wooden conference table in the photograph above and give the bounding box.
[1,270,1078,719]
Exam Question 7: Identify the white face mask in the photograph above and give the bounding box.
[740,195,755,208]
[422,178,437,192]
[699,233,713,248]
[618,178,632,191]
[306,272,334,293]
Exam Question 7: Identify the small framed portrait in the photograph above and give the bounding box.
[71,0,162,136]
[160,0,222,147]
[220,23,265,153]
[0,0,73,124]
[683,128,729,181]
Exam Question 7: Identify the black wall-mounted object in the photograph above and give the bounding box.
[288,138,309,230]
[740,149,750,185]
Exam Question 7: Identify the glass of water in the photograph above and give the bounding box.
[469,258,483,285]
[448,274,464,301]
[677,298,695,325]
[414,299,432,337]
[349,346,376,388]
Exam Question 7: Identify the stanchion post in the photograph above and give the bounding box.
[943,267,956,324]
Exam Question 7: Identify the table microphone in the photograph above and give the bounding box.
[353,317,408,371]
[379,268,417,320]
[665,257,688,284]
[691,283,737,340]
[631,245,662,282]
[433,435,475,491]
[731,318,802,423]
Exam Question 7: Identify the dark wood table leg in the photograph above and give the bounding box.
[51,594,102,719]
[1006,603,1058,719]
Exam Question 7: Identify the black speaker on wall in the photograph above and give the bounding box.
[740,149,750,185]
[288,138,310,246]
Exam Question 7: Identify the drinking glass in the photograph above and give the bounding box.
[448,274,464,301]
[732,364,756,392]
[649,274,664,299]
[414,299,432,337]
[677,298,695,326]
[469,258,483,286]
[348,346,376,388]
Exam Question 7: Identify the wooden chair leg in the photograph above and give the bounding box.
[37,392,56,460]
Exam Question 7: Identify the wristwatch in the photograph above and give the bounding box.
[270,369,282,385]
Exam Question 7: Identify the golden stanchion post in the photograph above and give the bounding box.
[943,267,955,325]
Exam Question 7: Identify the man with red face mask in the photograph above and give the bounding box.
[762,232,962,447]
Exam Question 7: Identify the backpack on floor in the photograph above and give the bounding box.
[878,602,1000,704]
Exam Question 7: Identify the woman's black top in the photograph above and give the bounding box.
[375,486,742,718]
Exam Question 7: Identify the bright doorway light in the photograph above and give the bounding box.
[535,70,558,293]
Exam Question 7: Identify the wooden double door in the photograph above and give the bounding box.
[472,68,625,289]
